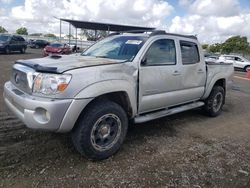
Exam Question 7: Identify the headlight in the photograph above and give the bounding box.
[33,73,71,95]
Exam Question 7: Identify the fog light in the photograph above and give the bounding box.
[34,108,50,124]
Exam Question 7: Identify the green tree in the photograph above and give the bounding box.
[16,27,28,35]
[44,33,56,38]
[0,26,7,33]
[202,44,209,50]
[208,43,222,53]
[221,35,249,54]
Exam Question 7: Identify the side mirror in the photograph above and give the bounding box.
[141,57,147,66]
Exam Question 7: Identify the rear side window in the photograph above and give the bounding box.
[144,39,176,66]
[180,41,200,64]
[18,37,25,41]
[11,36,17,41]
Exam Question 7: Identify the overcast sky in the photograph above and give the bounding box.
[0,0,250,43]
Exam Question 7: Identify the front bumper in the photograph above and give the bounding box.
[3,81,92,132]
[0,46,6,51]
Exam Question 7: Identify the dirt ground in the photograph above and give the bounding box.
[0,49,250,188]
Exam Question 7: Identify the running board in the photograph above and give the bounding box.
[134,101,204,124]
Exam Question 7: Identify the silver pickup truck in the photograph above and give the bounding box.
[4,30,234,160]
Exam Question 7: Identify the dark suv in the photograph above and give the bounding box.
[0,34,27,54]
[30,40,49,48]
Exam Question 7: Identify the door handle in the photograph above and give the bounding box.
[172,70,181,76]
[197,69,204,73]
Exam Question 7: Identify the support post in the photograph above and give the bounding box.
[108,26,110,34]
[69,22,71,45]
[75,27,77,51]
[59,19,62,42]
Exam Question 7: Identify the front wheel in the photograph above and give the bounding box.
[71,100,128,160]
[204,86,225,117]
[20,47,26,54]
[244,65,250,72]
[5,46,10,54]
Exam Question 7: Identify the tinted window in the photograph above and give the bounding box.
[18,36,25,41]
[144,39,176,66]
[0,35,10,41]
[235,57,243,61]
[180,41,200,64]
[11,36,18,41]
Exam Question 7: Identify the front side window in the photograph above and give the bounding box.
[180,41,200,64]
[235,57,243,61]
[18,37,25,41]
[82,36,146,61]
[144,39,176,66]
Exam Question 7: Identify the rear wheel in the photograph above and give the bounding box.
[71,100,128,160]
[20,47,26,54]
[35,44,39,49]
[204,86,225,117]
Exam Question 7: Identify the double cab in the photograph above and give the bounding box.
[4,30,234,160]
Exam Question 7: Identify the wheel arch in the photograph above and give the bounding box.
[81,91,133,119]
[202,78,226,100]
[75,80,137,116]
[244,65,250,71]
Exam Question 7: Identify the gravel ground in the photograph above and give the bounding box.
[0,49,250,188]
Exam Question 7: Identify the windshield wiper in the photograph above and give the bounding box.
[95,55,109,58]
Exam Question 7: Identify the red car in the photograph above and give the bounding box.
[43,43,72,56]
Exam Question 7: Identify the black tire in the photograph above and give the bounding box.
[35,44,39,49]
[204,86,225,117]
[71,100,128,160]
[244,65,250,72]
[5,46,10,54]
[20,47,26,54]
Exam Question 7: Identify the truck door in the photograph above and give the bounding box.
[9,36,18,51]
[138,38,182,113]
[179,40,206,100]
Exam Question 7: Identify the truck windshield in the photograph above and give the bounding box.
[0,35,10,42]
[82,35,146,61]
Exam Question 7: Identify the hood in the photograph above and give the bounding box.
[15,54,124,73]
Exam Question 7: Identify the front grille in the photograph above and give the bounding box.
[11,64,36,94]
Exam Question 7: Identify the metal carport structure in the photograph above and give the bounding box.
[59,18,155,46]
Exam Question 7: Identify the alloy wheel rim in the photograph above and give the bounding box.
[90,113,122,151]
[212,92,223,112]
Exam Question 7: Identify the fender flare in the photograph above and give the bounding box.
[202,76,226,99]
[75,79,137,115]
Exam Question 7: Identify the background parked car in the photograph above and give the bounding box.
[43,43,72,56]
[204,55,219,63]
[218,55,250,71]
[30,39,50,48]
[0,34,27,54]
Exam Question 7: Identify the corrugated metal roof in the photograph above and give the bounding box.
[60,18,155,32]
